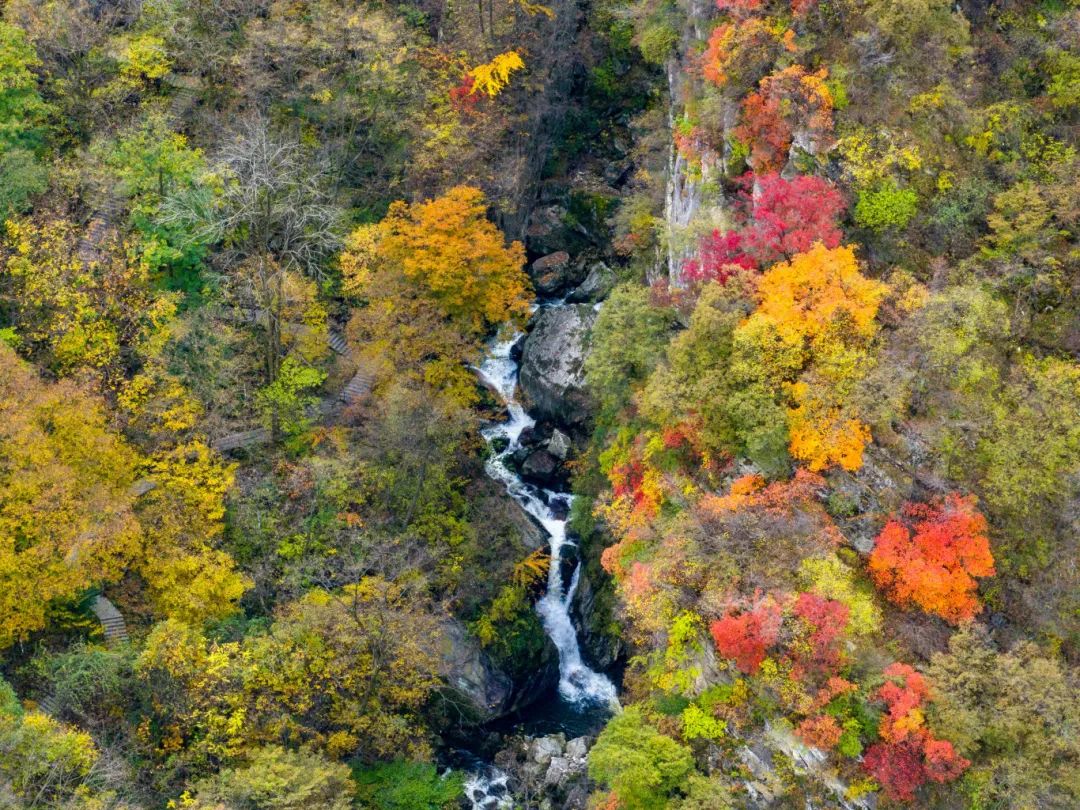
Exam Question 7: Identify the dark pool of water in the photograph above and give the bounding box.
[489,687,615,739]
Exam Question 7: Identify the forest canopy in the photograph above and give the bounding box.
[0,0,1077,808]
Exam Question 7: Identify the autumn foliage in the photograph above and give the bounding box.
[710,597,782,673]
[350,186,530,332]
[702,18,795,90]
[343,186,530,400]
[792,592,849,678]
[869,495,995,623]
[863,663,970,801]
[743,243,887,471]
[735,66,834,172]
[797,714,843,749]
[684,172,845,280]
[467,51,525,97]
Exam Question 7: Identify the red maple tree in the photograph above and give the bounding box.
[863,663,970,802]
[734,66,834,172]
[684,172,845,282]
[792,592,849,678]
[710,598,782,673]
[869,494,995,624]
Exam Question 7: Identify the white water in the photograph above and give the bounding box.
[462,765,512,810]
[476,331,618,707]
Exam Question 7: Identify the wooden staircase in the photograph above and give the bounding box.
[90,595,129,644]
[339,366,375,403]
[212,426,272,453]
[327,329,349,356]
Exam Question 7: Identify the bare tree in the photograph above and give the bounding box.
[162,119,343,382]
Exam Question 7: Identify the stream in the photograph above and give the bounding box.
[463,304,618,808]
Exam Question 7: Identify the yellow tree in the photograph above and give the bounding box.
[737,244,888,471]
[0,217,177,381]
[468,51,525,97]
[136,578,443,769]
[0,345,142,647]
[136,441,250,624]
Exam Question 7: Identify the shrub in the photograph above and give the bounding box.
[854,181,919,231]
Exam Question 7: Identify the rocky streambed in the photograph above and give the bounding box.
[455,258,622,808]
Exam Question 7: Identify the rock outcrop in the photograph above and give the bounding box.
[530,251,584,297]
[566,262,615,303]
[519,304,596,428]
[495,733,592,810]
[437,619,559,724]
[570,561,622,671]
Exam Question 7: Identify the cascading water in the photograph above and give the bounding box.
[476,325,618,707]
[461,312,617,809]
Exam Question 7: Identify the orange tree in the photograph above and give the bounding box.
[733,243,888,472]
[344,186,530,403]
[868,494,995,623]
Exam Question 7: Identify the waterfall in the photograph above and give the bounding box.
[476,327,618,707]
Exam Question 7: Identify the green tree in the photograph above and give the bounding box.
[97,114,213,283]
[854,180,919,232]
[585,283,676,422]
[639,280,752,461]
[353,761,463,810]
[256,357,326,440]
[929,625,1080,808]
[588,707,695,809]
[0,21,50,213]
[0,682,115,809]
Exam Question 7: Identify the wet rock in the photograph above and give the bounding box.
[547,428,572,460]
[436,618,558,724]
[502,733,592,809]
[510,445,530,470]
[519,305,597,428]
[505,495,548,552]
[519,422,554,452]
[521,448,563,487]
[530,251,582,297]
[509,334,526,364]
[529,735,565,769]
[436,619,513,724]
[558,545,579,593]
[566,262,616,304]
[570,564,622,670]
[565,737,588,760]
[517,425,537,448]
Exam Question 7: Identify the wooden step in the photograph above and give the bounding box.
[91,595,129,643]
[212,427,271,453]
[340,370,374,403]
[327,330,349,356]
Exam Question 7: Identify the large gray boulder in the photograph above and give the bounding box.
[530,251,583,297]
[519,305,596,427]
[436,618,559,724]
[437,619,513,723]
